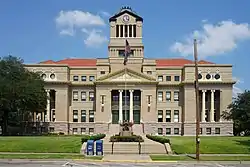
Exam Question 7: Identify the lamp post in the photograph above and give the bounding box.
[194,39,200,161]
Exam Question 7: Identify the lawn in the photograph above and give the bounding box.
[168,136,250,154]
[0,136,82,153]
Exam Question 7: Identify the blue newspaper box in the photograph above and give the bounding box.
[86,140,94,155]
[96,140,103,155]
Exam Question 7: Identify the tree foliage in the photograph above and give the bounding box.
[0,55,47,135]
[222,90,250,136]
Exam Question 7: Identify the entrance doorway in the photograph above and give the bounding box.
[133,110,140,124]
[112,110,119,124]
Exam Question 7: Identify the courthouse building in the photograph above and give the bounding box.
[25,7,235,136]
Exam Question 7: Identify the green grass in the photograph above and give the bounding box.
[0,153,103,160]
[168,136,250,154]
[0,136,82,153]
[150,155,250,161]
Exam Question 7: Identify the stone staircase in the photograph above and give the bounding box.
[101,123,169,154]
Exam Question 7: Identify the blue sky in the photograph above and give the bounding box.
[0,0,249,94]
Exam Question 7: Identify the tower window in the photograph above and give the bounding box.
[116,25,119,37]
[129,25,132,37]
[120,25,123,37]
[133,25,136,37]
[125,25,128,37]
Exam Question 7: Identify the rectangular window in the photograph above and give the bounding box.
[133,25,136,37]
[129,25,132,37]
[81,91,86,101]
[158,91,163,102]
[89,92,95,101]
[124,25,128,37]
[89,110,94,122]
[52,109,56,122]
[81,128,86,135]
[73,91,78,101]
[81,110,86,122]
[166,110,171,122]
[174,76,180,81]
[147,71,152,75]
[73,76,79,81]
[166,128,171,135]
[174,110,179,122]
[166,91,171,101]
[49,127,54,132]
[89,76,95,81]
[120,25,123,37]
[174,91,179,101]
[100,71,105,75]
[158,128,163,135]
[166,76,171,81]
[206,128,212,135]
[81,76,86,81]
[116,25,119,37]
[158,76,163,82]
[174,128,179,135]
[200,128,203,134]
[215,128,220,134]
[101,95,105,104]
[89,128,94,135]
[73,128,78,135]
[73,110,78,122]
[158,110,163,122]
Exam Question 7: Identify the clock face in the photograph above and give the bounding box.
[123,15,129,22]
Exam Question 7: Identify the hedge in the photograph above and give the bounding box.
[81,134,106,143]
[110,135,144,142]
[146,134,170,144]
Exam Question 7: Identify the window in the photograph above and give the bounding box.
[73,76,79,81]
[52,109,56,122]
[73,91,78,101]
[118,50,125,57]
[174,110,179,122]
[158,91,163,102]
[81,110,86,122]
[147,71,152,75]
[174,128,179,135]
[49,127,54,132]
[166,76,171,81]
[89,110,94,122]
[81,128,86,135]
[166,128,171,135]
[101,95,105,104]
[81,76,86,81]
[116,25,119,37]
[200,128,203,134]
[174,91,179,101]
[206,128,212,135]
[89,92,95,101]
[158,110,163,122]
[124,25,128,37]
[166,91,171,101]
[81,91,86,101]
[129,25,132,37]
[73,110,78,122]
[158,128,163,135]
[73,128,78,135]
[166,110,171,122]
[100,71,105,75]
[120,25,123,37]
[89,76,95,81]
[158,76,163,82]
[174,76,180,81]
[215,128,220,134]
[89,128,94,135]
[133,25,136,37]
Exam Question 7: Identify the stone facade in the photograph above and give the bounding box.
[25,7,235,136]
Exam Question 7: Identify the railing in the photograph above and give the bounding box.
[138,141,141,154]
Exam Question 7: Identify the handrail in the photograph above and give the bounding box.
[138,141,141,154]
[111,141,114,154]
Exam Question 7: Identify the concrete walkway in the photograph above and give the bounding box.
[102,154,152,162]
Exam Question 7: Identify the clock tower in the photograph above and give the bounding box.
[108,7,144,71]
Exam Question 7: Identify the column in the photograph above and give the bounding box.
[131,25,134,38]
[201,90,206,122]
[210,90,215,122]
[129,90,134,122]
[46,90,50,122]
[119,90,123,123]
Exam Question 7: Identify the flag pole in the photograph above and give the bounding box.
[194,38,200,161]
[124,39,127,122]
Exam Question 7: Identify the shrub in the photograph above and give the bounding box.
[81,134,106,143]
[146,134,170,144]
[109,135,144,142]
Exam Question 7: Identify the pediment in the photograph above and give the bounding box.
[109,8,143,22]
[96,68,156,83]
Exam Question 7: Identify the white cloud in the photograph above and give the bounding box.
[170,20,250,58]
[82,29,108,47]
[232,77,244,98]
[99,11,111,17]
[55,10,108,47]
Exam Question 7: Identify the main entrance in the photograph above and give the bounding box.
[112,110,140,124]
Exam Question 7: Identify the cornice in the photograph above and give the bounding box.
[94,81,158,85]
[181,81,236,85]
[184,64,233,67]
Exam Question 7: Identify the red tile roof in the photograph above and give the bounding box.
[39,59,97,66]
[39,58,214,67]
[156,59,214,66]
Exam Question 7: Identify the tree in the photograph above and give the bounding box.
[222,90,250,136]
[0,55,47,135]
